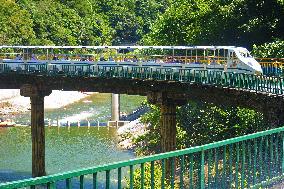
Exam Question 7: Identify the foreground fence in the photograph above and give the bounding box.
[1,126,284,189]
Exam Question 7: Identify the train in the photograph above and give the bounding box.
[0,46,263,75]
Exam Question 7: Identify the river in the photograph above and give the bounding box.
[0,93,146,188]
[10,93,145,126]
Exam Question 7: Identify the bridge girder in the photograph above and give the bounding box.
[0,73,283,126]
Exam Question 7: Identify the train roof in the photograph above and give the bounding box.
[0,45,238,50]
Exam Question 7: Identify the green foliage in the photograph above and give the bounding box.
[93,0,170,44]
[252,40,284,58]
[129,100,265,189]
[128,163,171,189]
[135,104,161,155]
[3,0,283,48]
[1,0,169,45]
[134,103,188,155]
[18,0,113,45]
[143,0,284,48]
[178,101,265,147]
[0,0,35,45]
[135,101,265,155]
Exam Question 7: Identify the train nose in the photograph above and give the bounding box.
[255,64,263,74]
[255,70,262,75]
[250,60,263,74]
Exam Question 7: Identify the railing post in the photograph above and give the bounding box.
[47,182,56,189]
[241,141,246,188]
[253,139,257,185]
[200,150,205,189]
[282,134,284,174]
[235,143,239,188]
[66,178,72,189]
[180,155,185,188]
[189,154,193,189]
[222,145,227,187]
[118,168,122,189]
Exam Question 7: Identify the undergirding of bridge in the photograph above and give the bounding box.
[1,72,284,177]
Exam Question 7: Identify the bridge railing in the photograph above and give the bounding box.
[0,63,284,95]
[255,58,284,76]
[1,126,284,189]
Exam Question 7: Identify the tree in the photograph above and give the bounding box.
[0,0,35,45]
[143,0,284,49]
[17,0,113,45]
[93,0,170,44]
[252,40,284,58]
[4,0,170,45]
[134,101,265,155]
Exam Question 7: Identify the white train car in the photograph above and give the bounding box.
[0,46,263,75]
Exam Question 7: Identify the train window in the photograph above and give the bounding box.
[238,50,252,58]
[229,51,236,59]
[239,52,246,57]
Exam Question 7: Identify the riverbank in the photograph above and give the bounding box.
[117,118,148,150]
[0,89,91,116]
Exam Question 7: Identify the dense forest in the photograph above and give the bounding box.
[0,0,169,45]
[0,0,283,56]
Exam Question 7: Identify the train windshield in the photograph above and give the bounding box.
[236,48,252,58]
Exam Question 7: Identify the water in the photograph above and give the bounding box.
[0,127,133,187]
[0,93,146,187]
[8,93,145,126]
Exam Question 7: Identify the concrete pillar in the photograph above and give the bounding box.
[30,96,45,177]
[160,103,177,153]
[147,92,185,153]
[147,92,186,180]
[111,93,120,121]
[20,84,51,178]
[160,101,178,180]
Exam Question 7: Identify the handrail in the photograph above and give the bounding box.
[1,126,284,188]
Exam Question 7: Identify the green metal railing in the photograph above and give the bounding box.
[261,64,284,76]
[0,63,284,95]
[95,66,284,95]
[1,126,284,189]
[258,60,284,76]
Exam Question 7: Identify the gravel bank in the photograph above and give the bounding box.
[117,118,148,150]
[0,89,91,115]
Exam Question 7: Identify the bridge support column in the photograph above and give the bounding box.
[148,92,186,153]
[159,99,178,180]
[148,92,187,179]
[20,84,52,177]
[160,103,177,153]
[111,93,120,121]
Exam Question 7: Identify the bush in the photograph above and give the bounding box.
[178,101,265,147]
[127,163,171,189]
[252,40,284,58]
[134,104,188,156]
[134,101,266,155]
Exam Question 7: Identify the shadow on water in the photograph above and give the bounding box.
[0,170,31,183]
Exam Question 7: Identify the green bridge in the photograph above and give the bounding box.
[0,61,284,188]
[0,63,284,95]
